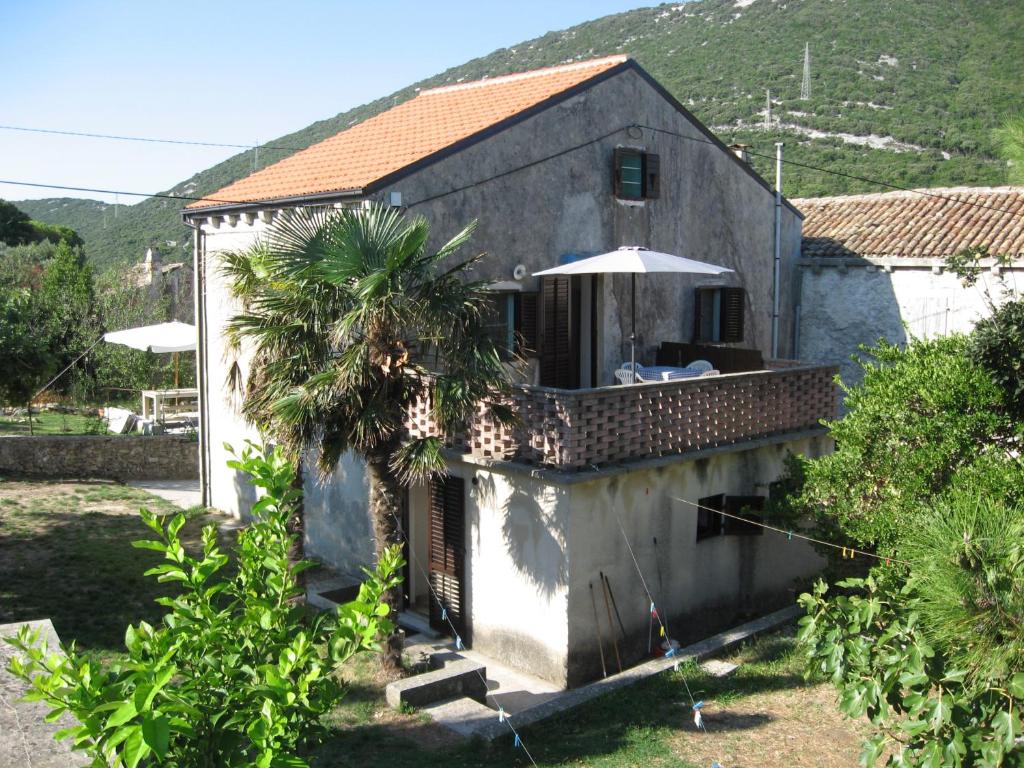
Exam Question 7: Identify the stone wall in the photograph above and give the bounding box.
[0,435,198,481]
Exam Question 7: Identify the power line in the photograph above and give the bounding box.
[1,122,1020,219]
[0,124,304,153]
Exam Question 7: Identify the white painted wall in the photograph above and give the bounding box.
[799,263,1020,388]
[564,434,829,686]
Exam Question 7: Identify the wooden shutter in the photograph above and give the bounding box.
[721,287,745,343]
[517,292,539,357]
[643,153,660,199]
[539,276,577,388]
[428,475,467,640]
[612,147,626,198]
[723,495,765,536]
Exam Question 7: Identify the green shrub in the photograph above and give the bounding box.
[800,336,1010,551]
[969,298,1024,425]
[799,494,1024,766]
[4,441,402,767]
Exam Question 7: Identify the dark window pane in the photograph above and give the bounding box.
[616,150,644,200]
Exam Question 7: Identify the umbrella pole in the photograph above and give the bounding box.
[630,273,637,372]
[174,352,180,388]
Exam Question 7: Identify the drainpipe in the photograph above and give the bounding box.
[771,142,783,359]
[186,217,210,507]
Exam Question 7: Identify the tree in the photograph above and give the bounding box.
[994,115,1024,184]
[0,286,55,427]
[0,199,35,246]
[799,489,1024,767]
[6,441,402,767]
[38,240,98,399]
[799,335,1013,551]
[223,204,513,668]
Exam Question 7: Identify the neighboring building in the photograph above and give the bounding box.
[130,247,194,323]
[184,56,836,687]
[795,186,1024,388]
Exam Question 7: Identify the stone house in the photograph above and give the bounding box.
[183,55,836,687]
[795,186,1024,388]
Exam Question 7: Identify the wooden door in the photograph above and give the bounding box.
[428,475,467,641]
[539,276,580,389]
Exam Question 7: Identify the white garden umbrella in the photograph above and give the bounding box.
[534,247,733,372]
[104,321,197,386]
[103,321,196,354]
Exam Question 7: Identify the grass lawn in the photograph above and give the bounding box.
[0,411,105,435]
[0,479,227,664]
[315,630,872,768]
[0,479,868,766]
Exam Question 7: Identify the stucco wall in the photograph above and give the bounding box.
[0,435,197,481]
[799,263,1017,388]
[303,449,375,575]
[564,433,829,686]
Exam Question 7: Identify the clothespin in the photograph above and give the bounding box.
[885,557,891,566]
[841,546,848,559]
[665,647,677,657]
[513,733,521,748]
[455,635,463,651]
[441,607,447,621]
[692,700,706,731]
[712,763,724,768]
[498,707,506,723]
[666,647,679,671]
[659,625,665,638]
[650,601,658,618]
[787,530,793,541]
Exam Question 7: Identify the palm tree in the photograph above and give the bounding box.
[221,203,514,668]
[995,115,1024,184]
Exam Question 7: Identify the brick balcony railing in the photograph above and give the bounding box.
[407,362,838,471]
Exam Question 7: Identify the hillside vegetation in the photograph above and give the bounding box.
[15,0,1024,268]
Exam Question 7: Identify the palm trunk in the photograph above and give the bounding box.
[366,447,406,672]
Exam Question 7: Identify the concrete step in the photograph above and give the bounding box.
[385,658,488,709]
[422,696,500,739]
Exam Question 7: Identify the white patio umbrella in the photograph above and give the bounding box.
[103,321,197,353]
[534,246,733,372]
[104,321,197,386]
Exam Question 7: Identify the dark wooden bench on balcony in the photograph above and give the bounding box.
[656,342,764,374]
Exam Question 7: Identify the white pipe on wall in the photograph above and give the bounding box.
[772,142,783,359]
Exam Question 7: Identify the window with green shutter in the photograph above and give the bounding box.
[613,149,661,201]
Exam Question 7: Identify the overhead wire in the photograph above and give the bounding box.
[1,120,1021,218]
[0,124,304,153]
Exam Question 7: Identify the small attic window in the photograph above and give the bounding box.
[613,148,660,201]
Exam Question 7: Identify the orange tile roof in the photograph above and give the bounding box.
[186,55,630,210]
[795,187,1024,259]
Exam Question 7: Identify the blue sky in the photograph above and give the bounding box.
[0,1,656,204]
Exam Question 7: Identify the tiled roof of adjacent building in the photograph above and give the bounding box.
[794,187,1024,259]
[185,55,631,211]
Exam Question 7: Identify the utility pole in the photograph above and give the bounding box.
[771,143,783,358]
[800,42,811,101]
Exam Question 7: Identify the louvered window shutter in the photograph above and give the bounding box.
[428,475,467,640]
[720,287,746,343]
[539,277,574,388]
[517,292,539,356]
[612,147,624,198]
[644,153,660,198]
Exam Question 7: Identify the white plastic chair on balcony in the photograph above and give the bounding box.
[615,361,642,385]
[686,359,714,373]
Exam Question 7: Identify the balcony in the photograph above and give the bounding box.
[408,361,838,471]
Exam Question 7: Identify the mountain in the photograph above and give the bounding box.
[15,0,1023,270]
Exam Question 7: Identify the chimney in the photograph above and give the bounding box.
[728,143,752,164]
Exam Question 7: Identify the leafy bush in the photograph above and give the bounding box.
[799,493,1024,766]
[800,336,1011,551]
[5,441,403,767]
[969,298,1024,425]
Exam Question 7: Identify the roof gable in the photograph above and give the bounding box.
[185,56,630,211]
[795,187,1024,260]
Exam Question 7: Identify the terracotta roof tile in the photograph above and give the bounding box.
[186,55,630,210]
[794,187,1024,259]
